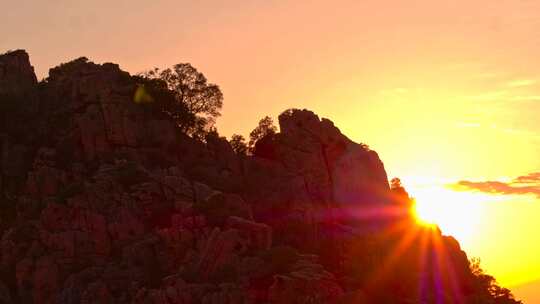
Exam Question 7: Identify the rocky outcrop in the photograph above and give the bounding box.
[0,50,39,202]
[0,50,37,95]
[241,109,392,258]
[40,58,180,166]
[262,108,389,207]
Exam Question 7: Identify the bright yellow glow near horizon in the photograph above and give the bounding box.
[407,180,540,288]
[414,189,482,243]
[413,187,494,245]
[412,185,485,244]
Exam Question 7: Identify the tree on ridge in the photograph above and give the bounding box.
[249,116,277,151]
[140,63,223,138]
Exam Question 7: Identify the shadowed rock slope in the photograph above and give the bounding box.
[0,50,521,303]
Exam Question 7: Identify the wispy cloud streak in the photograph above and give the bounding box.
[449,172,540,198]
[506,79,537,88]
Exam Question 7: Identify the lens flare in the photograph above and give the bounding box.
[410,185,491,245]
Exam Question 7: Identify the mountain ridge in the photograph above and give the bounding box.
[0,50,522,303]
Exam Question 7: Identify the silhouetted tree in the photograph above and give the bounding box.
[141,63,223,137]
[359,143,370,150]
[249,116,277,151]
[390,177,403,190]
[230,134,248,155]
[470,258,523,303]
[132,76,201,142]
[390,177,412,206]
[390,177,408,196]
[204,126,221,143]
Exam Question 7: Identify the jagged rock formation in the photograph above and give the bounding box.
[0,50,521,304]
[0,50,37,95]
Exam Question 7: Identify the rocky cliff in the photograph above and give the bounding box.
[0,50,521,304]
[0,50,37,95]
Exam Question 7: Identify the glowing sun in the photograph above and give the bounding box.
[411,186,488,244]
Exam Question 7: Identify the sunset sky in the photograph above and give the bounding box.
[2,0,540,301]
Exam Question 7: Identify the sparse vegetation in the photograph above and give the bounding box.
[249,116,277,151]
[229,134,248,155]
[470,258,523,304]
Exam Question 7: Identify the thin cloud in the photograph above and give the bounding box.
[449,172,540,198]
[509,95,540,101]
[465,90,508,101]
[475,72,500,79]
[506,79,537,88]
[514,172,540,183]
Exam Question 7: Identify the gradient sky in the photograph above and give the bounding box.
[2,0,540,301]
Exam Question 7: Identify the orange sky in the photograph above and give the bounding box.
[2,0,540,301]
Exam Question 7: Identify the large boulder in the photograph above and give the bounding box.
[249,109,389,212]
[244,109,391,254]
[38,58,183,166]
[276,109,389,207]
